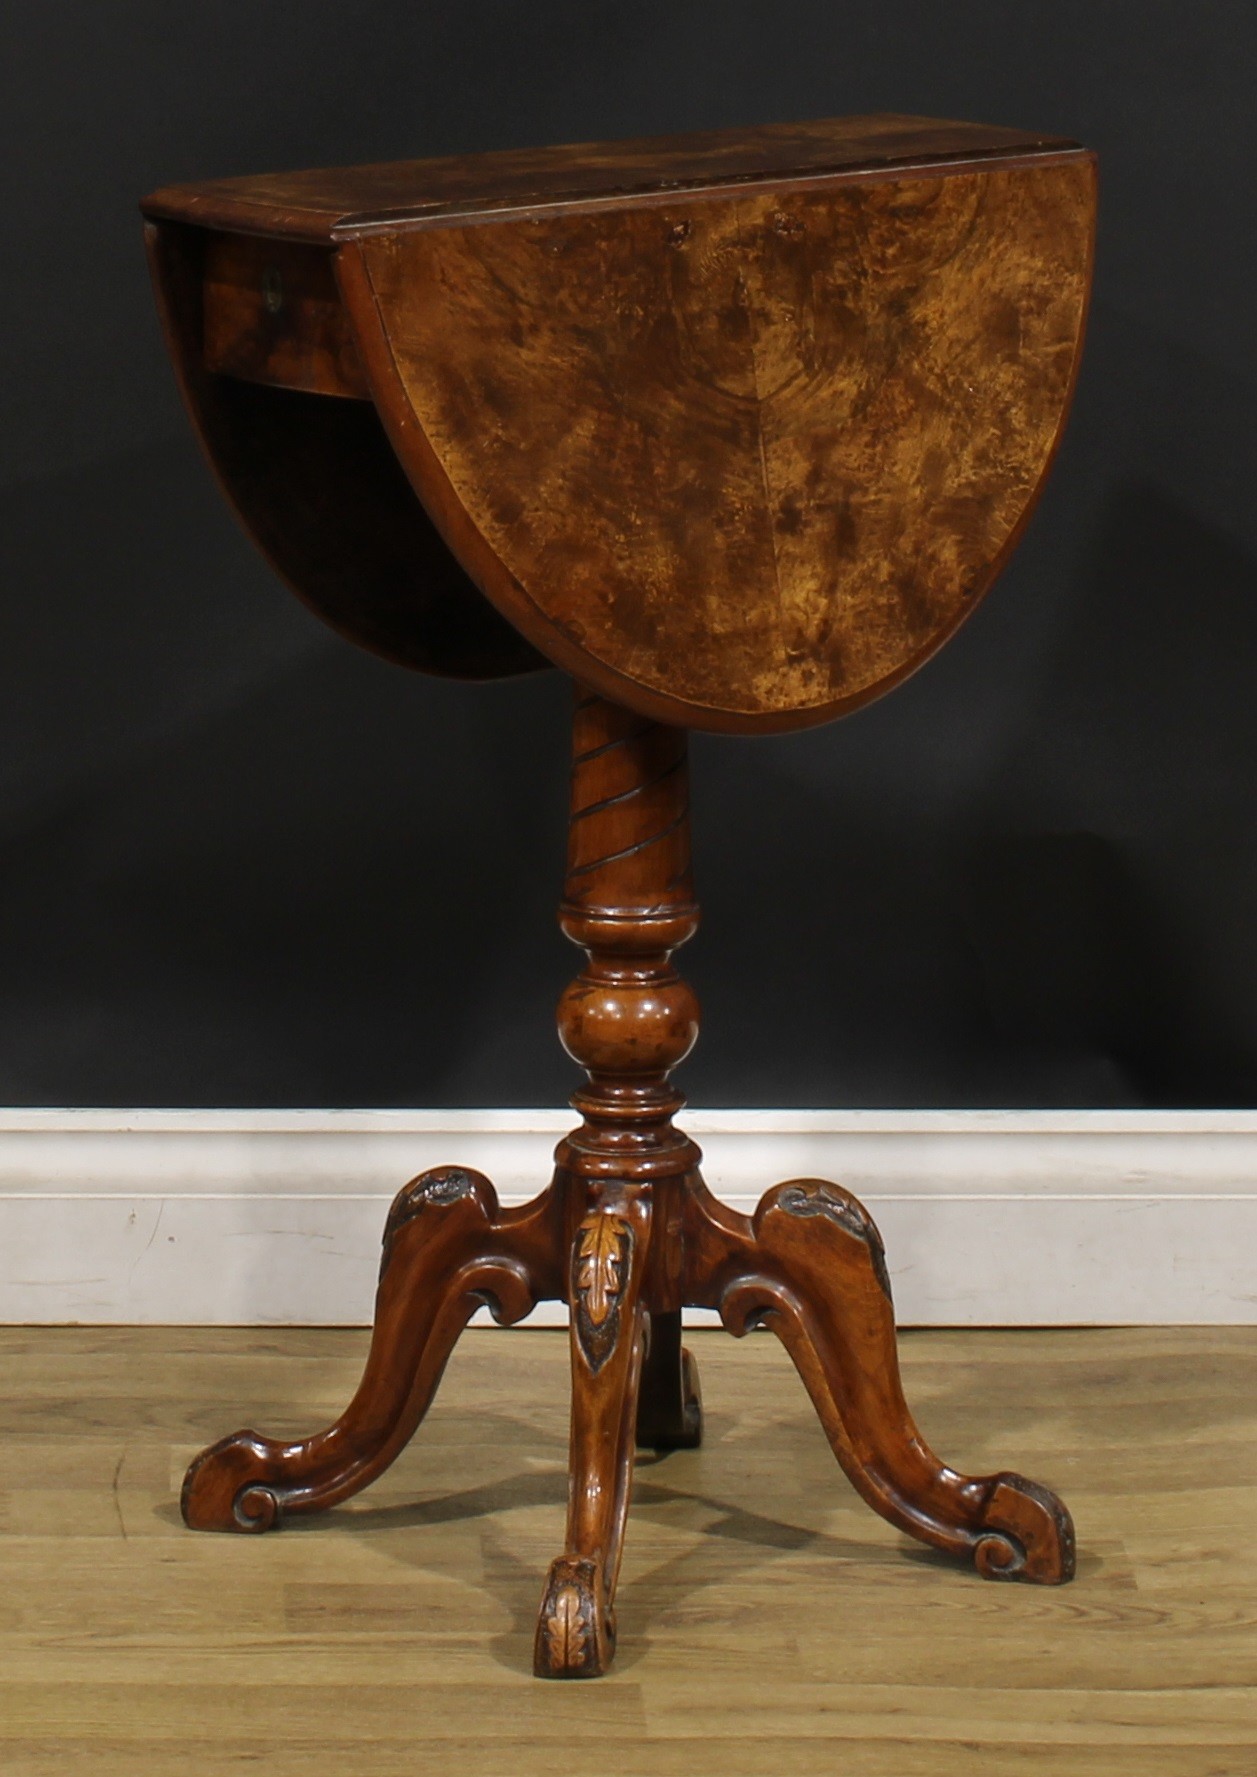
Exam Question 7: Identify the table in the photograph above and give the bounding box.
[142,113,1095,1677]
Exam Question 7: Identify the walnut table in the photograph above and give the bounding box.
[142,114,1095,1678]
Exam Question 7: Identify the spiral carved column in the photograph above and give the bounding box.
[555,688,701,1191]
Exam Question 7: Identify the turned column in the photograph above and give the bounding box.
[555,688,701,1193]
[557,686,704,1438]
[556,687,704,1440]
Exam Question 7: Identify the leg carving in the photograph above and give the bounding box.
[536,1556,611,1678]
[182,1166,560,1533]
[636,1310,702,1450]
[534,1190,650,1678]
[685,1176,1075,1585]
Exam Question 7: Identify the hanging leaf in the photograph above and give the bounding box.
[576,1215,628,1327]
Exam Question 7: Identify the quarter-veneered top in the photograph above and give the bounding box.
[141,113,1078,242]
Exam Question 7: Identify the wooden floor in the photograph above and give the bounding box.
[1,1325,1254,1775]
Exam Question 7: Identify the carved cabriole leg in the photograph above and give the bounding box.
[535,689,703,1676]
[535,1183,651,1678]
[683,1175,1075,1584]
[182,1167,562,1531]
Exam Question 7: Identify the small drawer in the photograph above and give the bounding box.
[202,232,368,399]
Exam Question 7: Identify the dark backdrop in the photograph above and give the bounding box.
[3,3,1255,1108]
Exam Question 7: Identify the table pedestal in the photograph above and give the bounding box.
[181,688,1074,1678]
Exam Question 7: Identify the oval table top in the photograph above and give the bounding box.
[144,115,1096,733]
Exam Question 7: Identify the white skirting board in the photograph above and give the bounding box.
[1,1108,1256,1326]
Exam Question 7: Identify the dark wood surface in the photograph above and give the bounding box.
[201,231,367,399]
[348,155,1093,729]
[180,686,1075,1679]
[142,115,1095,731]
[141,113,1079,241]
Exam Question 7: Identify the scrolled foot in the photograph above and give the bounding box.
[534,1556,615,1679]
[182,1432,290,1532]
[971,1472,1076,1584]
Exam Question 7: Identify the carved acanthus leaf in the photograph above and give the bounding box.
[545,1584,589,1668]
[572,1212,633,1372]
[576,1215,626,1326]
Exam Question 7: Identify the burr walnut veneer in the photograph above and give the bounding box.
[143,114,1095,1677]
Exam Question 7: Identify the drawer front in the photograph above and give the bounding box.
[202,233,368,399]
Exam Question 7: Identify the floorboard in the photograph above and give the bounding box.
[1,1325,1254,1774]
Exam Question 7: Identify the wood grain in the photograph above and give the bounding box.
[202,231,367,399]
[143,115,1095,729]
[141,112,1079,242]
[1,1325,1253,1774]
[348,156,1094,729]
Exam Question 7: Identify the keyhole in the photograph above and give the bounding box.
[262,266,283,316]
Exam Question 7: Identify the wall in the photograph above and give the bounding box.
[3,3,1255,1111]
